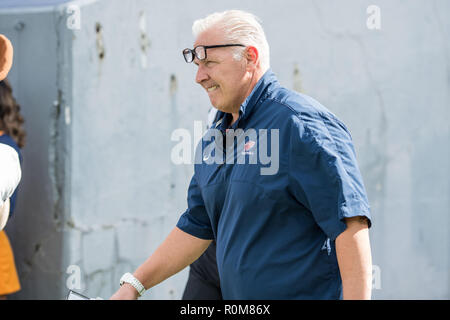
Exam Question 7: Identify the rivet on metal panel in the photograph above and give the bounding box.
[14,22,25,31]
[95,23,105,60]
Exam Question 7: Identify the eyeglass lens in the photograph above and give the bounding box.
[194,46,206,60]
[183,48,193,63]
[183,44,245,63]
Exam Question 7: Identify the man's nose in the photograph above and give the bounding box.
[195,64,209,84]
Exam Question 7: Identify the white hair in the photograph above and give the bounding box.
[192,10,270,71]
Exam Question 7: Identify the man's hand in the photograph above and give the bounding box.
[109,227,211,300]
[110,283,139,300]
[336,216,372,300]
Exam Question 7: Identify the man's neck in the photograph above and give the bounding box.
[228,67,268,127]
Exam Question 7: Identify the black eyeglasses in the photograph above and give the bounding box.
[182,44,246,63]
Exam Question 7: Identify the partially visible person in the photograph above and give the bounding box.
[0,33,20,231]
[0,144,20,230]
[0,78,26,299]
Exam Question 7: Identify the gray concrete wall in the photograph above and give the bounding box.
[1,0,448,299]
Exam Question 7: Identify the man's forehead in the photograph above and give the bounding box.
[193,27,225,47]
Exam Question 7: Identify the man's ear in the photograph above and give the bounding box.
[0,34,14,81]
[245,46,259,69]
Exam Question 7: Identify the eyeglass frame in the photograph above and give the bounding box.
[182,44,246,63]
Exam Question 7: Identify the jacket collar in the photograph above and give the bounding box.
[239,68,278,121]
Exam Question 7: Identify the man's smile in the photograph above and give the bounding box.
[207,85,219,92]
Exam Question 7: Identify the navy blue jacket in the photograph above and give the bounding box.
[177,70,371,299]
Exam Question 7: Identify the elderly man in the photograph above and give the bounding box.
[111,10,372,300]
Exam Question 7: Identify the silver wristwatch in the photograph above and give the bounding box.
[119,272,146,297]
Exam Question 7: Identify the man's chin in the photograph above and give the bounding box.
[209,101,222,111]
[213,105,230,113]
[211,102,233,114]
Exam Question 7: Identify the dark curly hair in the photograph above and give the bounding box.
[0,78,26,148]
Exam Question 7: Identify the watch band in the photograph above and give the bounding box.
[120,272,146,297]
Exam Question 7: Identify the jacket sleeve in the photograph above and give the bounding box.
[288,113,372,241]
[176,173,214,240]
